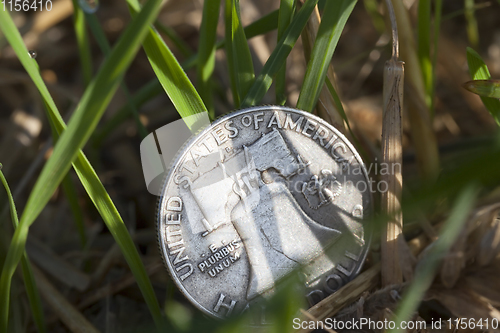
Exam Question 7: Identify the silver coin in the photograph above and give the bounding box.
[157,106,372,320]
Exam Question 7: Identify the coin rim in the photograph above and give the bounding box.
[156,105,373,319]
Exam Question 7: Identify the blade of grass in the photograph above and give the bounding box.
[442,1,491,21]
[299,1,346,132]
[126,0,207,128]
[93,78,162,145]
[430,0,442,115]
[182,9,279,71]
[13,0,162,245]
[45,107,87,249]
[61,175,87,248]
[388,184,479,333]
[296,0,357,112]
[0,0,165,329]
[95,10,280,144]
[466,47,500,126]
[224,0,255,108]
[0,166,46,333]
[464,0,479,48]
[241,0,320,108]
[44,106,165,328]
[85,14,111,53]
[32,265,99,333]
[417,0,432,109]
[236,9,279,45]
[71,0,93,86]
[197,0,221,118]
[363,0,385,33]
[275,0,294,105]
[325,78,372,172]
[408,136,500,211]
[463,79,500,99]
[84,13,148,139]
[155,21,194,58]
[8,280,24,333]
[325,78,354,135]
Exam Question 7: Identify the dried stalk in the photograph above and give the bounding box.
[381,0,405,287]
[439,203,500,287]
[426,286,500,322]
[32,265,99,333]
[300,309,338,333]
[390,0,439,181]
[303,263,382,328]
[79,262,162,309]
[299,229,431,333]
[464,262,500,306]
[26,237,90,292]
[297,0,346,133]
[477,210,500,266]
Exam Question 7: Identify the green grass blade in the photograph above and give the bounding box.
[389,184,479,333]
[241,0,319,108]
[97,8,280,139]
[85,13,148,138]
[466,47,500,126]
[44,103,165,330]
[95,9,280,139]
[85,14,111,54]
[0,19,58,122]
[143,31,207,125]
[275,0,294,105]
[431,0,442,115]
[197,0,221,117]
[324,77,369,161]
[71,152,164,326]
[224,0,255,108]
[0,167,46,333]
[52,103,165,328]
[93,78,162,145]
[325,78,348,127]
[61,175,87,247]
[238,9,279,44]
[51,4,90,249]
[71,0,93,86]
[464,0,479,48]
[362,0,385,33]
[22,0,161,233]
[126,0,207,128]
[467,47,493,81]
[296,0,357,112]
[45,112,86,249]
[183,9,279,70]
[45,109,87,249]
[417,0,432,109]
[463,79,500,99]
[0,0,164,329]
[155,21,194,58]
[442,1,490,21]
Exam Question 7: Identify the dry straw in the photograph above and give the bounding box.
[380,0,405,288]
[298,0,346,133]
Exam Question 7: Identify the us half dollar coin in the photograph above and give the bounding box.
[157,106,372,320]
